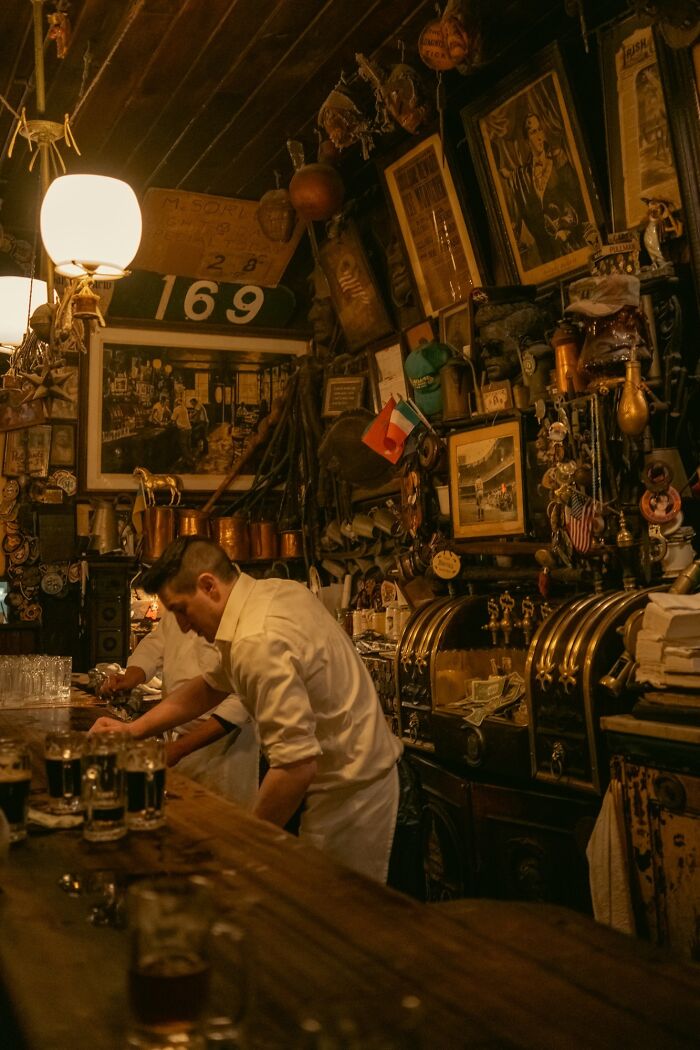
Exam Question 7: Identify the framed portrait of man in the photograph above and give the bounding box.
[461,44,603,287]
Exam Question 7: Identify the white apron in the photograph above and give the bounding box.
[175,719,259,811]
[299,763,399,883]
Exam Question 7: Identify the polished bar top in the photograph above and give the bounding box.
[2,704,700,1049]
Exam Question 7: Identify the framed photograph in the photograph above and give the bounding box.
[461,43,602,287]
[50,424,75,467]
[448,420,525,539]
[480,381,514,415]
[368,339,409,410]
[382,132,483,318]
[48,363,79,420]
[322,376,366,418]
[3,425,52,477]
[600,15,681,232]
[439,299,473,356]
[83,325,307,494]
[318,220,394,351]
[656,34,700,307]
[404,319,435,352]
[26,425,51,476]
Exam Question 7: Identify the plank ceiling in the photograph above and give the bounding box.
[0,0,589,245]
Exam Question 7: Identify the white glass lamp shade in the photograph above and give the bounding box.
[0,276,49,347]
[40,174,142,279]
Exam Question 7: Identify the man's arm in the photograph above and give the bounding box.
[90,675,228,737]
[166,716,239,767]
[99,665,146,697]
[254,757,317,827]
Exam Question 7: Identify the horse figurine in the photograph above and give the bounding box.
[133,466,183,507]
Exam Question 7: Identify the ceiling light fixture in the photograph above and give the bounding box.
[0,277,49,352]
[2,0,142,346]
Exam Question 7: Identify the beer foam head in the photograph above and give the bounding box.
[0,765,31,781]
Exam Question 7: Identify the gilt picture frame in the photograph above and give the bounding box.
[448,419,525,539]
[382,132,483,318]
[461,43,603,287]
[600,14,681,232]
[82,324,307,494]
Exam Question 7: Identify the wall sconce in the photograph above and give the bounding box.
[0,276,49,353]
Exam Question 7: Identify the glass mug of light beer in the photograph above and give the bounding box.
[123,738,166,831]
[81,731,127,842]
[127,876,248,1046]
[45,730,85,814]
[0,738,31,843]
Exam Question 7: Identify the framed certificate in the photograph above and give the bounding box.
[382,133,483,318]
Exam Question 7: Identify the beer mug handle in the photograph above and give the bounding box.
[84,765,99,826]
[209,920,250,1024]
[62,748,74,801]
[144,759,156,821]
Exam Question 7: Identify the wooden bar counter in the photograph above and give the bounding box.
[2,702,700,1049]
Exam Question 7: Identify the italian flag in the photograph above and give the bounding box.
[362,397,423,464]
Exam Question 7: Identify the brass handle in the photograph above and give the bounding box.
[600,654,635,698]
[550,741,566,779]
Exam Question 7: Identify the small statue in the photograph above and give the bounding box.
[642,197,682,269]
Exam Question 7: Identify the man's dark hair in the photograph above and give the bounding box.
[141,537,237,595]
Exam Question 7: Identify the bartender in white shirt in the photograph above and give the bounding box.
[93,538,402,883]
[100,608,259,810]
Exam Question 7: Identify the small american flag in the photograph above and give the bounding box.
[564,491,594,554]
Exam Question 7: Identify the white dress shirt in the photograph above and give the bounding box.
[202,574,401,880]
[203,574,402,791]
[128,610,259,808]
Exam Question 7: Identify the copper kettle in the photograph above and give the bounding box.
[210,515,250,561]
[177,508,210,538]
[249,521,278,559]
[278,529,304,558]
[142,506,175,562]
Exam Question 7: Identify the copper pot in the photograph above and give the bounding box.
[250,520,278,560]
[211,515,250,561]
[143,506,175,562]
[177,508,210,538]
[278,529,303,558]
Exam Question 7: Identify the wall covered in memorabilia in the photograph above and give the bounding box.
[3,5,700,1029]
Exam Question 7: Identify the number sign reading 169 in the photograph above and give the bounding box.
[157,275,263,324]
[106,269,298,330]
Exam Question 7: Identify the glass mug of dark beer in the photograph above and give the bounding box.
[123,738,166,831]
[127,876,248,1046]
[81,731,127,842]
[0,738,31,843]
[45,730,85,814]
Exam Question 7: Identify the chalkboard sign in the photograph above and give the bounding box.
[107,269,299,330]
[322,376,366,418]
[133,188,305,287]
